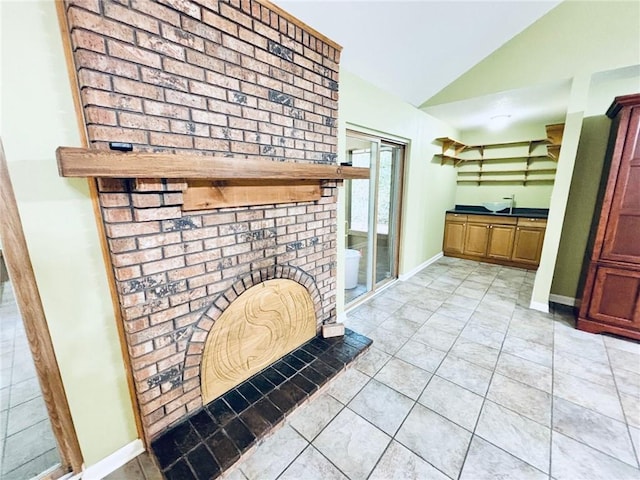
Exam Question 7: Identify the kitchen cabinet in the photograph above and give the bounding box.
[463,220,490,256]
[511,218,547,266]
[578,94,640,340]
[443,212,546,269]
[486,224,516,260]
[464,215,516,260]
[443,213,467,255]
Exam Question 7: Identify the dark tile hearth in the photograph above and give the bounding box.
[151,329,372,479]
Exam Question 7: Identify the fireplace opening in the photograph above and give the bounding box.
[201,278,316,404]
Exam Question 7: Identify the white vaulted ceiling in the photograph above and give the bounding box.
[272,0,562,110]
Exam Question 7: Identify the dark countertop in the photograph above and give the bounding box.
[447,204,549,219]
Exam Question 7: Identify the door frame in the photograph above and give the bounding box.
[0,140,83,477]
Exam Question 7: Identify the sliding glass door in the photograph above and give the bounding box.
[345,131,404,305]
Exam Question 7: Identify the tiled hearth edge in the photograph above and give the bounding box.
[151,329,371,479]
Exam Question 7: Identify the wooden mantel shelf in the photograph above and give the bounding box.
[56,147,369,180]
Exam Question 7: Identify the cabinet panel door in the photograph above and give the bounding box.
[443,221,466,255]
[588,266,640,327]
[464,223,489,257]
[602,106,640,264]
[511,227,545,265]
[487,225,515,260]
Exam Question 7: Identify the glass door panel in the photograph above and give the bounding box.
[345,131,404,306]
[345,141,376,302]
[375,144,402,284]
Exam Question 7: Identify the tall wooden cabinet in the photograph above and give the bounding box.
[578,94,640,340]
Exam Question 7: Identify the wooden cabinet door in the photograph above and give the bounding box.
[443,220,466,255]
[487,225,516,260]
[588,266,640,328]
[602,106,640,265]
[512,227,545,265]
[464,223,489,257]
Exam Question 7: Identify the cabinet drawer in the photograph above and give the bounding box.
[468,214,517,225]
[588,265,640,328]
[518,217,548,228]
[446,213,467,222]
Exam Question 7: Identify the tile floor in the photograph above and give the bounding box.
[111,257,640,480]
[0,282,61,480]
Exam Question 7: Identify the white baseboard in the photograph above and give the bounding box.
[549,294,580,307]
[337,312,348,324]
[80,439,144,480]
[529,300,550,313]
[399,252,443,281]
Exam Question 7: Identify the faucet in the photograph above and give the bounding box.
[503,194,515,215]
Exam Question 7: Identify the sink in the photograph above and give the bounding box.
[482,201,510,213]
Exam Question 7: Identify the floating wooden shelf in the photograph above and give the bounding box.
[56,147,369,180]
[435,139,555,166]
[457,168,557,175]
[435,153,552,165]
[457,178,556,184]
[436,124,564,185]
[435,137,549,153]
[457,167,557,185]
[546,144,561,161]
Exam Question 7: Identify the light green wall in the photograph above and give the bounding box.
[337,70,458,310]
[456,122,557,208]
[550,69,640,299]
[531,77,589,311]
[424,0,640,107]
[0,1,137,466]
[550,115,610,298]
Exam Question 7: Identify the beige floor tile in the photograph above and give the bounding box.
[423,312,467,335]
[487,373,552,426]
[419,375,483,431]
[396,404,472,478]
[476,401,551,473]
[502,335,552,368]
[552,432,639,480]
[374,357,432,400]
[313,408,390,480]
[369,440,448,480]
[436,354,493,396]
[240,425,307,480]
[554,349,615,389]
[352,346,391,377]
[449,337,500,370]
[553,396,637,467]
[395,340,447,373]
[460,436,547,480]
[459,323,505,349]
[279,445,347,480]
[495,352,553,393]
[326,367,370,405]
[348,379,414,435]
[288,392,344,441]
[554,370,625,422]
[411,325,457,353]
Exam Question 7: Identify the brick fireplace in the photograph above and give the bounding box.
[60,0,349,442]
